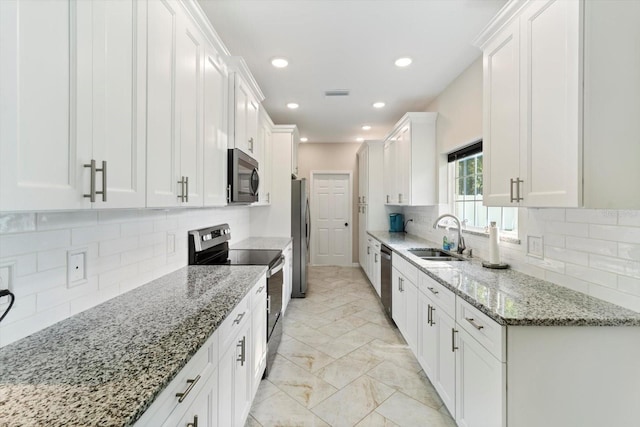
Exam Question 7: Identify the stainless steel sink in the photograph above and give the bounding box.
[407,248,467,261]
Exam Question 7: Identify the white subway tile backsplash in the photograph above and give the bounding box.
[99,236,138,257]
[543,220,588,237]
[526,255,565,274]
[0,229,70,258]
[619,276,640,295]
[588,283,640,313]
[36,278,99,312]
[69,284,120,316]
[0,294,36,325]
[71,224,120,246]
[589,254,640,279]
[589,224,640,244]
[37,211,98,231]
[544,246,588,266]
[534,208,566,222]
[544,271,589,294]
[565,208,618,225]
[618,243,640,261]
[120,220,153,237]
[543,234,565,248]
[90,253,121,275]
[618,210,640,227]
[13,267,67,297]
[98,210,141,224]
[139,231,166,247]
[565,237,617,256]
[154,218,178,233]
[37,249,67,272]
[120,246,154,266]
[98,264,139,290]
[0,213,36,234]
[565,263,618,289]
[3,253,38,277]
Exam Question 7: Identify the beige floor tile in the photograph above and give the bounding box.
[277,337,335,372]
[367,361,444,410]
[361,339,422,373]
[311,375,395,427]
[253,379,281,405]
[244,414,263,427]
[374,392,457,427]
[250,391,330,427]
[355,322,406,345]
[353,308,396,327]
[355,411,400,427]
[285,321,334,347]
[316,315,370,338]
[315,343,386,389]
[315,328,375,359]
[318,303,365,322]
[267,355,337,408]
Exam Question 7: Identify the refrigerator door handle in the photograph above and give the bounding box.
[305,198,311,251]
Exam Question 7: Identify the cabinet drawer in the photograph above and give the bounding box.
[251,275,267,309]
[392,253,418,284]
[219,292,251,350]
[456,298,505,362]
[418,272,455,316]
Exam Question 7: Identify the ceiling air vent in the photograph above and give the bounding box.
[324,89,350,97]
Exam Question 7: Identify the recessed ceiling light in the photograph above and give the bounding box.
[300,137,308,142]
[287,103,299,109]
[271,57,289,68]
[361,125,371,131]
[373,102,385,109]
[395,57,413,67]
[356,137,364,142]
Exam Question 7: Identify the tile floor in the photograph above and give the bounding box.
[245,266,457,427]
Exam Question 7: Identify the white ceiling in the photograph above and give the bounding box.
[198,0,506,143]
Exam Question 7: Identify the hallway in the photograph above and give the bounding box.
[245,266,457,426]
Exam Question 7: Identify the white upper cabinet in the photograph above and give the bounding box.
[382,113,438,206]
[228,58,264,158]
[0,0,146,211]
[203,42,229,207]
[147,1,204,208]
[477,0,640,208]
[255,109,274,205]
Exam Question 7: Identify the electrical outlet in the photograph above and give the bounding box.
[0,262,15,292]
[67,249,88,287]
[527,235,544,258]
[167,233,176,254]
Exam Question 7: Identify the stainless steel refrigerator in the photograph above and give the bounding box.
[291,179,309,297]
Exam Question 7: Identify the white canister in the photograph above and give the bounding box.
[489,221,500,264]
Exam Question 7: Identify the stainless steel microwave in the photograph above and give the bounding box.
[227,149,259,204]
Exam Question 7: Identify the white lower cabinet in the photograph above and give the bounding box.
[282,242,293,314]
[136,275,267,427]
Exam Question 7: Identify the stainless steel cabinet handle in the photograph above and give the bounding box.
[358,196,361,203]
[452,329,458,352]
[516,177,523,202]
[465,317,484,330]
[97,161,107,202]
[386,195,389,203]
[430,305,435,326]
[249,137,254,152]
[178,177,185,202]
[374,253,378,263]
[362,205,366,214]
[267,295,271,314]
[184,176,189,203]
[427,304,432,325]
[427,287,439,295]
[256,286,265,294]
[233,311,246,325]
[267,192,270,203]
[398,193,402,203]
[84,160,97,202]
[187,415,198,427]
[237,336,246,366]
[363,196,366,204]
[226,184,232,203]
[176,375,201,403]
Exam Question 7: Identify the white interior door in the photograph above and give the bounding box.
[312,173,352,266]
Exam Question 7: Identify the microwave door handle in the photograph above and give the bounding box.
[251,168,260,196]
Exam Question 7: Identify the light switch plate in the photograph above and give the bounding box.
[67,249,88,287]
[527,235,544,258]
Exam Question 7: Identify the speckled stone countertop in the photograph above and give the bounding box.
[231,236,292,251]
[369,231,640,327]
[0,265,266,426]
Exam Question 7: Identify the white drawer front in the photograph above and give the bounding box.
[392,253,418,284]
[219,292,251,350]
[418,272,455,317]
[251,275,267,309]
[456,297,505,362]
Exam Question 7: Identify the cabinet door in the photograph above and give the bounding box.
[520,0,580,207]
[396,125,411,205]
[233,75,250,154]
[163,368,217,427]
[291,134,299,176]
[435,310,456,417]
[146,0,180,207]
[0,0,86,211]
[455,327,505,427]
[246,97,259,156]
[418,292,437,379]
[482,19,521,207]
[358,147,369,203]
[359,211,367,271]
[256,118,272,205]
[234,320,252,426]
[203,44,228,207]
[373,249,381,297]
[383,141,396,204]
[251,295,267,398]
[404,279,419,353]
[176,15,204,207]
[90,0,147,209]
[391,267,406,333]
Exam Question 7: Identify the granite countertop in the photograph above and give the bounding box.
[231,236,292,251]
[368,230,640,327]
[0,264,267,426]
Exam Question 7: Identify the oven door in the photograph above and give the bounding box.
[228,149,259,203]
[267,255,284,339]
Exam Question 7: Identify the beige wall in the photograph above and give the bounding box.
[297,142,361,263]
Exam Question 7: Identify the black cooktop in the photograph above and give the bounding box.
[227,249,282,268]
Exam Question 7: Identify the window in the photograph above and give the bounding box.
[449,141,518,234]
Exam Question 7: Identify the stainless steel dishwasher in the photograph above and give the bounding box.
[380,244,393,320]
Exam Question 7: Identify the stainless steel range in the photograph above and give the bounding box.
[188,224,283,377]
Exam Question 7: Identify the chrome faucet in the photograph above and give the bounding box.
[433,214,466,255]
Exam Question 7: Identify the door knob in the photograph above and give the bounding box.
[344,222,349,227]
